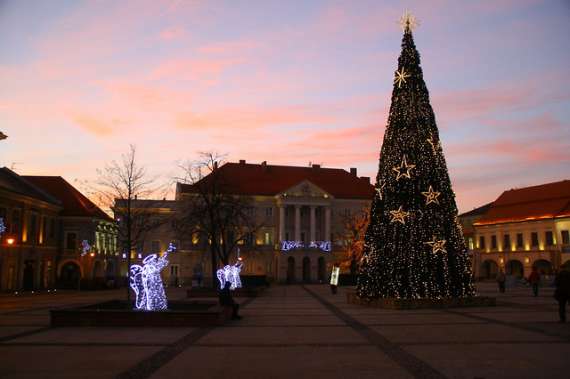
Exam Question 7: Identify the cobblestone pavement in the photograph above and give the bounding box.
[0,283,568,378]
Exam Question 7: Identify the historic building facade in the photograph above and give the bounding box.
[127,160,374,285]
[0,168,118,291]
[462,180,570,280]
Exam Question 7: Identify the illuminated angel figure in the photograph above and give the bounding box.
[129,243,176,311]
[217,260,243,290]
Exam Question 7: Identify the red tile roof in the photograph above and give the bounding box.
[475,179,570,225]
[178,162,374,200]
[22,176,113,222]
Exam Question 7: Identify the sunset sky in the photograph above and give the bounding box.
[1,0,569,212]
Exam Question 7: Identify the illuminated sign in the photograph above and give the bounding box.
[281,240,331,252]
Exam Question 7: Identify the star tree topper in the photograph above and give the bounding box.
[425,236,447,254]
[390,206,410,225]
[399,10,419,33]
[392,155,416,181]
[421,185,441,205]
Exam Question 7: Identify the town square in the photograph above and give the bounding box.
[1,1,569,378]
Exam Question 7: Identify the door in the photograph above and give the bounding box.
[302,257,311,283]
[286,257,295,283]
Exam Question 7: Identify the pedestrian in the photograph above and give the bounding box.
[554,268,570,323]
[497,269,506,293]
[219,281,241,320]
[330,264,340,295]
[528,266,541,297]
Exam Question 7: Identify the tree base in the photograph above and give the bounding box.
[347,291,495,309]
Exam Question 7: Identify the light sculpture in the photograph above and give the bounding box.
[0,218,6,236]
[216,258,243,290]
[281,240,331,252]
[81,240,91,256]
[129,243,176,311]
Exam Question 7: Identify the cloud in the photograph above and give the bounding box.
[70,113,124,136]
[159,26,185,41]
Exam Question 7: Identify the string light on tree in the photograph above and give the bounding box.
[392,155,416,181]
[421,186,441,205]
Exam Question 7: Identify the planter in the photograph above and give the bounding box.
[50,300,231,327]
[346,291,496,309]
[187,287,265,298]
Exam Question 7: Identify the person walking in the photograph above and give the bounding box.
[219,281,241,320]
[528,266,541,297]
[554,268,570,323]
[497,269,506,293]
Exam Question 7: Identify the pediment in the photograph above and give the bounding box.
[278,180,332,199]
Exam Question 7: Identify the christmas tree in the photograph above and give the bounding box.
[357,12,475,300]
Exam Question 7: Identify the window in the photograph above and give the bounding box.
[516,233,524,248]
[192,232,199,245]
[491,235,497,249]
[301,232,306,243]
[285,232,290,241]
[503,234,511,250]
[562,230,570,245]
[265,207,273,217]
[531,232,539,247]
[264,232,271,245]
[545,231,554,246]
[151,240,161,254]
[66,233,77,250]
[468,238,474,250]
[479,236,486,249]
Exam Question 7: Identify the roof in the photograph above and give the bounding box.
[459,202,493,218]
[0,167,61,206]
[22,176,113,222]
[475,179,570,225]
[177,162,374,200]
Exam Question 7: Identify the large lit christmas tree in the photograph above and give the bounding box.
[357,12,475,300]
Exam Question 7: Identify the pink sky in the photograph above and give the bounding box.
[1,0,569,212]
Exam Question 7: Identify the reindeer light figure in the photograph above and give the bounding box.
[217,258,243,291]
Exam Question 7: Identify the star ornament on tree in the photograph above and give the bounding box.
[392,155,416,181]
[375,181,386,200]
[399,10,419,33]
[389,206,410,225]
[425,236,447,254]
[426,134,441,154]
[394,68,410,88]
[421,185,441,205]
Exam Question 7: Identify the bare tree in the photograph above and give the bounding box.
[174,152,262,288]
[337,207,370,275]
[95,145,163,302]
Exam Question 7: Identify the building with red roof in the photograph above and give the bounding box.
[129,160,374,285]
[0,169,118,291]
[466,179,570,280]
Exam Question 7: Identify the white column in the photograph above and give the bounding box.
[279,205,285,242]
[294,205,301,242]
[325,207,331,242]
[310,206,316,242]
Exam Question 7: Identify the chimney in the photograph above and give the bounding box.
[350,168,357,176]
[361,176,370,184]
[213,161,218,170]
[312,164,321,169]
[261,161,267,166]
[239,159,246,165]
